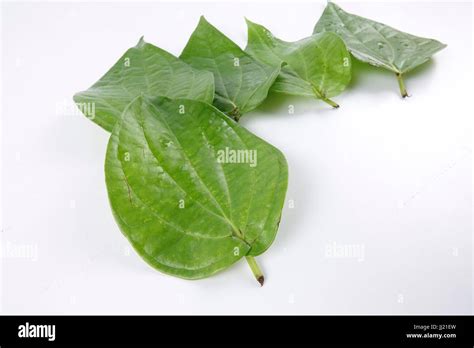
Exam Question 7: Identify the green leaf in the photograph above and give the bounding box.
[74,38,215,132]
[180,16,281,121]
[105,96,288,284]
[245,19,351,108]
[313,2,447,97]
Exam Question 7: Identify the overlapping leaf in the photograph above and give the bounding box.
[313,2,447,97]
[246,19,351,108]
[180,17,281,120]
[74,38,215,131]
[73,5,446,285]
[105,96,288,281]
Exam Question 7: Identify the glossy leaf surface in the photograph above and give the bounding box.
[246,19,351,106]
[180,17,281,120]
[74,38,215,131]
[313,2,446,96]
[105,96,288,280]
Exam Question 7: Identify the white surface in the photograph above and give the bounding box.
[0,0,472,314]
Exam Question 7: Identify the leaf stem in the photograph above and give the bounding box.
[312,86,339,108]
[245,256,264,286]
[320,95,340,108]
[396,73,409,98]
[229,107,241,122]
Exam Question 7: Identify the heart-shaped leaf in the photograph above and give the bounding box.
[246,19,351,108]
[180,17,281,121]
[105,96,288,284]
[74,38,215,132]
[313,2,447,97]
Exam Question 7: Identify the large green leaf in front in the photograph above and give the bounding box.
[246,19,351,108]
[180,17,281,121]
[313,2,447,97]
[105,96,288,284]
[74,38,214,132]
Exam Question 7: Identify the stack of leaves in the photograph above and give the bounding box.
[74,2,446,285]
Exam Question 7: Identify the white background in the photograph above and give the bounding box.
[1,0,472,314]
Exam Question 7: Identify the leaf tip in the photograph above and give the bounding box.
[135,36,147,49]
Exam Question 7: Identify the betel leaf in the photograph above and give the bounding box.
[74,38,215,132]
[245,19,351,108]
[180,16,281,121]
[313,2,447,97]
[105,96,288,284]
